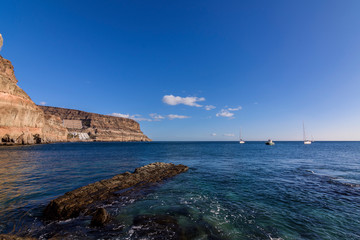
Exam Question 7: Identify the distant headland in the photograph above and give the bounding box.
[0,37,150,145]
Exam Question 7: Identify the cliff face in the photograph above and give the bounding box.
[0,55,68,144]
[39,106,151,142]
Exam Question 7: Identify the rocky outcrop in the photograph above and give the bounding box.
[0,235,35,240]
[0,55,68,144]
[43,162,189,221]
[90,208,110,227]
[39,106,151,142]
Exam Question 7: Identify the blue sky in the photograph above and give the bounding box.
[1,0,360,141]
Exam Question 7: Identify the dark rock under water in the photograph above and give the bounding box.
[43,162,189,221]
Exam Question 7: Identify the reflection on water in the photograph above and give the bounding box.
[0,142,360,239]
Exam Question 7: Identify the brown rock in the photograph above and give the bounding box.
[0,234,35,240]
[90,207,110,227]
[43,162,189,221]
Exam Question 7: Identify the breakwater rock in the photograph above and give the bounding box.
[43,162,188,221]
[39,106,151,142]
[0,55,68,144]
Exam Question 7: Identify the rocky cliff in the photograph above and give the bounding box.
[39,106,151,142]
[0,55,68,144]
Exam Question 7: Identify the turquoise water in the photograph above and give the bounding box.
[0,142,360,239]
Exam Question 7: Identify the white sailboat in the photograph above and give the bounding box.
[303,122,311,144]
[239,129,245,144]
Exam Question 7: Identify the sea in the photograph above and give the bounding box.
[0,141,359,239]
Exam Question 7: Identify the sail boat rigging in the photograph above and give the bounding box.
[303,121,311,144]
[239,128,245,144]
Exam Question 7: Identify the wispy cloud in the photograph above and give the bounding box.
[162,95,205,107]
[223,133,235,137]
[211,133,217,136]
[216,109,234,118]
[39,101,46,106]
[111,113,190,122]
[149,113,165,121]
[167,114,190,120]
[110,113,154,122]
[216,105,242,118]
[111,113,130,118]
[228,106,242,111]
[204,105,216,111]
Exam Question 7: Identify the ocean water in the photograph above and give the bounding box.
[0,141,359,239]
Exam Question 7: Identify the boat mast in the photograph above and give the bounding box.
[303,121,306,141]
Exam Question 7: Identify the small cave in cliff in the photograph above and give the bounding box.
[33,134,42,144]
[1,134,14,143]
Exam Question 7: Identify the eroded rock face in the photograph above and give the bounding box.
[39,106,151,142]
[0,55,68,144]
[43,162,189,221]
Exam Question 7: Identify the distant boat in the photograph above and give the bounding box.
[303,122,311,144]
[239,129,245,144]
[265,139,275,145]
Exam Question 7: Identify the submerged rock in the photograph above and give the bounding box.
[43,162,189,221]
[130,215,185,240]
[91,208,110,227]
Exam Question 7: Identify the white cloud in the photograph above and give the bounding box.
[228,106,242,111]
[211,133,217,136]
[149,113,165,121]
[223,133,235,137]
[110,113,168,122]
[204,105,216,110]
[167,114,190,120]
[162,95,205,107]
[110,113,130,118]
[110,113,151,121]
[39,101,46,106]
[216,109,234,118]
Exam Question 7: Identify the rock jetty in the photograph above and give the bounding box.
[43,162,189,221]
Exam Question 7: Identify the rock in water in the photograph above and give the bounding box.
[43,162,189,221]
[91,208,110,227]
[130,215,184,239]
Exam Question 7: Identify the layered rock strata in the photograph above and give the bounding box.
[39,106,151,142]
[43,162,189,221]
[0,55,67,144]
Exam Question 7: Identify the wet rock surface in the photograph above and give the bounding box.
[91,208,110,227]
[43,163,189,221]
[130,215,185,240]
[0,234,35,240]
